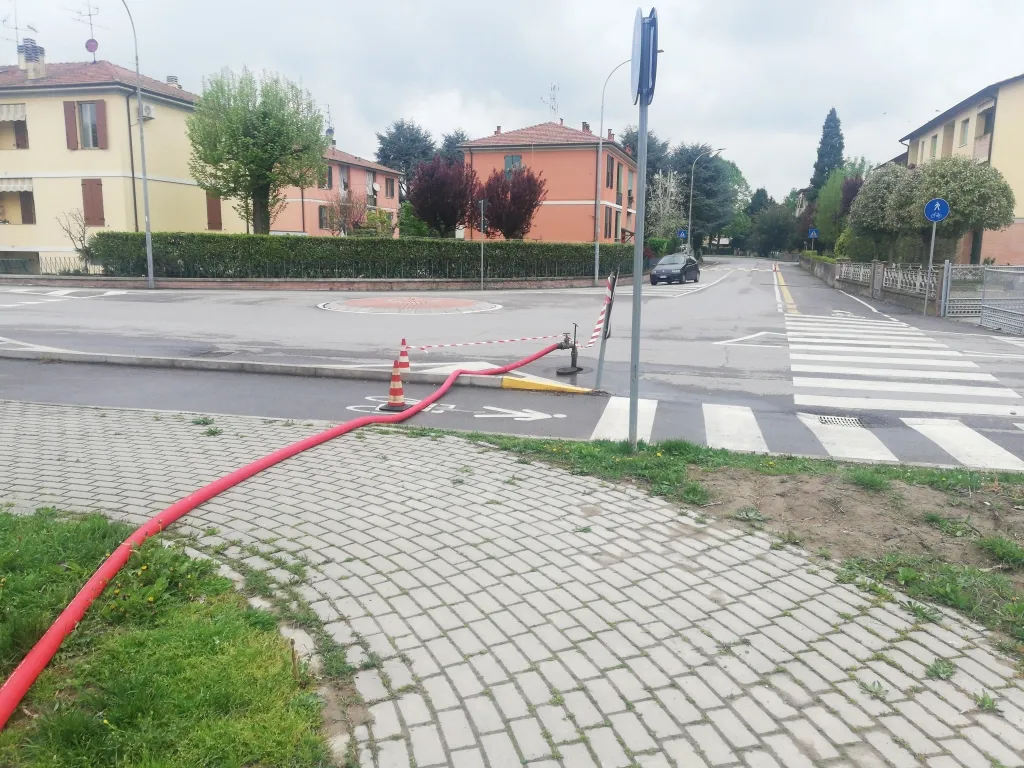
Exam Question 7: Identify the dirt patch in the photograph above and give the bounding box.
[695,466,1024,589]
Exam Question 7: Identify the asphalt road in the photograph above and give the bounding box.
[5,257,1024,469]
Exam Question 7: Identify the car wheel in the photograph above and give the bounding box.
[650,278,657,285]
[693,272,700,283]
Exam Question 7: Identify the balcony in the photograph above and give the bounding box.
[974,133,991,163]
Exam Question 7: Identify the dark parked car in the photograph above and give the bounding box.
[650,253,700,285]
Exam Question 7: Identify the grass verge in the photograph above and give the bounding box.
[0,509,329,767]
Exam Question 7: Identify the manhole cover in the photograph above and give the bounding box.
[317,296,502,315]
[818,415,864,427]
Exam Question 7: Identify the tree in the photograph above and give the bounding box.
[407,156,480,237]
[481,166,547,240]
[840,176,864,217]
[725,211,752,250]
[849,163,912,256]
[646,170,683,238]
[187,67,328,235]
[56,209,93,267]
[746,187,773,216]
[375,119,436,199]
[748,204,795,255]
[913,155,1015,241]
[440,129,470,164]
[809,107,845,195]
[620,126,671,183]
[398,201,433,237]
[323,189,367,235]
[671,143,738,251]
[364,208,396,237]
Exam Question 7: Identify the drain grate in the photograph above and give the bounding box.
[818,415,864,427]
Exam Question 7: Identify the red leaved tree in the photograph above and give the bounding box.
[481,167,547,240]
[407,156,480,237]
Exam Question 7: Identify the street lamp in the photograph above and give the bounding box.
[686,147,724,257]
[120,0,154,289]
[592,51,663,286]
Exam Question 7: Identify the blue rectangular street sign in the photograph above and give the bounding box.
[677,229,687,238]
[808,228,820,239]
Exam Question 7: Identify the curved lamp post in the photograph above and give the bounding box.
[120,0,154,289]
[686,147,724,256]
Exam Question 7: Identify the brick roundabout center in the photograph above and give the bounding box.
[317,296,503,315]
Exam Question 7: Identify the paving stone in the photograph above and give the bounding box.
[687,723,736,766]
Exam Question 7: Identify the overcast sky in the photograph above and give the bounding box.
[15,0,1024,198]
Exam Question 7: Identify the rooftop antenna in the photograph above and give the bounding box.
[2,0,38,63]
[541,82,559,120]
[65,2,105,62]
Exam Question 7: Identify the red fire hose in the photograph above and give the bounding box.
[0,343,562,729]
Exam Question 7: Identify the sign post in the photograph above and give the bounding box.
[677,228,687,247]
[627,7,658,448]
[808,228,819,253]
[923,198,950,315]
[594,270,619,390]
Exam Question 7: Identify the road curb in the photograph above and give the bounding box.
[0,348,595,393]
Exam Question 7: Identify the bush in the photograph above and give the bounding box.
[801,250,835,264]
[90,232,636,280]
[647,237,670,256]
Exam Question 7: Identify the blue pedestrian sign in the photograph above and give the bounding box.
[677,229,687,239]
[808,228,820,239]
[925,198,950,222]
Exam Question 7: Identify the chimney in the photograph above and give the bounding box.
[607,129,614,142]
[166,75,182,89]
[494,125,501,135]
[326,126,336,147]
[582,121,591,134]
[559,117,563,126]
[18,38,46,80]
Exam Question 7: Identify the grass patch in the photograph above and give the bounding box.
[203,426,223,437]
[976,536,1024,568]
[924,512,976,539]
[845,467,891,492]
[840,554,1024,649]
[925,658,957,680]
[0,510,327,767]
[190,416,214,426]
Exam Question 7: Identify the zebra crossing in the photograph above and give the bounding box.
[0,287,128,309]
[785,312,1024,417]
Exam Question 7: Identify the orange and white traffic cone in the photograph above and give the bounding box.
[398,338,411,371]
[380,360,409,412]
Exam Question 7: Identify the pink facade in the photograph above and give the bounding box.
[273,146,401,237]
[460,121,637,243]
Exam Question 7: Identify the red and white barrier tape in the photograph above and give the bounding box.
[582,275,616,348]
[417,334,563,351]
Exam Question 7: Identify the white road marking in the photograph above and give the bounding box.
[837,289,881,313]
[784,328,927,337]
[788,344,962,356]
[786,313,912,325]
[790,364,996,381]
[794,395,1023,417]
[702,404,769,453]
[904,418,1024,471]
[796,412,898,462]
[786,337,945,347]
[590,396,657,443]
[713,331,787,345]
[791,354,978,367]
[793,377,1021,398]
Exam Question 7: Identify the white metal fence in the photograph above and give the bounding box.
[980,267,1024,335]
[882,264,938,296]
[943,265,987,317]
[836,261,871,284]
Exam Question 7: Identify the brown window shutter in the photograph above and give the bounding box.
[19,192,35,224]
[64,101,79,150]
[206,192,223,231]
[95,100,108,149]
[13,121,28,149]
[82,179,105,226]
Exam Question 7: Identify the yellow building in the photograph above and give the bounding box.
[0,39,244,274]
[900,72,1024,264]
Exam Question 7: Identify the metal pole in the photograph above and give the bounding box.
[924,220,937,315]
[628,100,649,447]
[120,1,154,289]
[941,259,951,317]
[480,200,485,291]
[593,59,631,287]
[594,272,616,390]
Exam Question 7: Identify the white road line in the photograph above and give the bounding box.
[795,395,1023,417]
[788,345,961,356]
[796,412,898,462]
[702,404,769,453]
[784,328,928,338]
[590,396,658,443]
[793,377,1021,398]
[785,319,912,329]
[786,337,945,348]
[904,418,1024,471]
[837,289,881,313]
[787,314,912,325]
[790,364,996,381]
[791,354,978,367]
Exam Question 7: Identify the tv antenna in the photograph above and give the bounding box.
[2,0,38,61]
[65,2,107,61]
[541,83,559,120]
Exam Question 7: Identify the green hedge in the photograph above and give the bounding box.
[801,250,836,265]
[90,232,635,280]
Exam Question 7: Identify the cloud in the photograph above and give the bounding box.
[22,0,1024,198]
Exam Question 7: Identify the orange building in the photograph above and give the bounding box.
[460,121,637,243]
[272,137,401,237]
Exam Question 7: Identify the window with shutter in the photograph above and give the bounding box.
[18,191,35,224]
[13,120,28,149]
[63,101,79,150]
[81,179,104,226]
[95,100,108,149]
[206,193,222,231]
[318,206,329,230]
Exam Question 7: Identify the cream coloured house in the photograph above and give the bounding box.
[0,39,244,274]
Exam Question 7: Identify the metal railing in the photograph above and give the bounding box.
[980,267,1024,335]
[882,264,938,296]
[836,261,871,285]
[943,265,987,317]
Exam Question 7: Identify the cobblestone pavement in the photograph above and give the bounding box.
[3,399,1024,768]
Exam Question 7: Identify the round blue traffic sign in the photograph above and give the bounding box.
[925,198,950,222]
